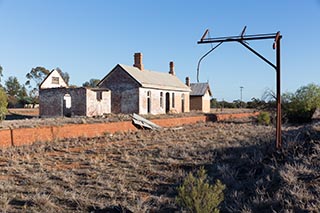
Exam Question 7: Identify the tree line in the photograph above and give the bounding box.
[211,84,320,123]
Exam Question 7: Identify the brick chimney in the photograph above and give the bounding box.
[133,52,144,71]
[169,61,175,75]
[185,77,190,87]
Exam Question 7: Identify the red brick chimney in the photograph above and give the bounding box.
[186,77,190,87]
[133,53,144,71]
[169,61,175,75]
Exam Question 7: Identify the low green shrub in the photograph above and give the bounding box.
[176,167,225,213]
[257,111,271,125]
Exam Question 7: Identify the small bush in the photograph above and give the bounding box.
[176,167,225,213]
[257,111,271,125]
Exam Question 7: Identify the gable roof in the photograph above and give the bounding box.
[39,69,68,89]
[99,64,191,92]
[190,83,212,96]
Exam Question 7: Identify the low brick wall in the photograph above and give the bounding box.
[216,112,260,121]
[152,116,207,127]
[0,129,12,148]
[0,112,258,148]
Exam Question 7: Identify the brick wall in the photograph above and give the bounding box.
[99,66,140,114]
[0,129,12,148]
[215,112,259,121]
[0,112,259,148]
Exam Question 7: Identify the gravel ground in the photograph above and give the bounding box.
[0,118,319,212]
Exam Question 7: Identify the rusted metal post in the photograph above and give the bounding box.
[197,28,283,149]
[275,36,282,149]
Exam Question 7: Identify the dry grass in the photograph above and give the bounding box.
[0,118,319,212]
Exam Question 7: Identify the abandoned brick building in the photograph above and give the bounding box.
[187,79,212,113]
[39,54,213,117]
[39,69,111,117]
[97,53,191,114]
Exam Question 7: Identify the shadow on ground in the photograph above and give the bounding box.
[152,124,320,212]
[5,113,37,120]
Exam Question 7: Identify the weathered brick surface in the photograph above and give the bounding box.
[0,112,259,148]
[216,112,259,121]
[52,121,135,140]
[0,129,12,148]
[152,116,207,127]
[12,127,53,146]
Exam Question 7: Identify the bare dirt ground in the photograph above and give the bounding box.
[0,117,319,212]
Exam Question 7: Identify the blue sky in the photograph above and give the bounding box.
[0,0,319,101]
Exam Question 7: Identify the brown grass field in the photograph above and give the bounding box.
[0,117,319,212]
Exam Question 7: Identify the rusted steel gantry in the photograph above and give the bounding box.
[197,27,282,149]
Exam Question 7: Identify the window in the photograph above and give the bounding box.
[52,77,59,84]
[96,91,102,101]
[160,92,163,108]
[172,92,175,108]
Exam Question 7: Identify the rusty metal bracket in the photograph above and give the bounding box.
[197,27,283,149]
[197,41,223,82]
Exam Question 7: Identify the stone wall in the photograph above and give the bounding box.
[40,87,87,117]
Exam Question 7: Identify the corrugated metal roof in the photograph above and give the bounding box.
[118,64,191,92]
[190,83,212,96]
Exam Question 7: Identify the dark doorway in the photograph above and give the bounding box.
[147,91,151,114]
[181,94,185,113]
[63,94,72,117]
[165,92,170,113]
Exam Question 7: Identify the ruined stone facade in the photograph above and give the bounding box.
[39,87,110,117]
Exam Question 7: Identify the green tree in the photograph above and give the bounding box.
[25,66,50,88]
[28,88,39,106]
[5,76,22,107]
[283,83,320,123]
[18,85,32,106]
[0,87,8,120]
[246,97,266,109]
[82,78,100,88]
